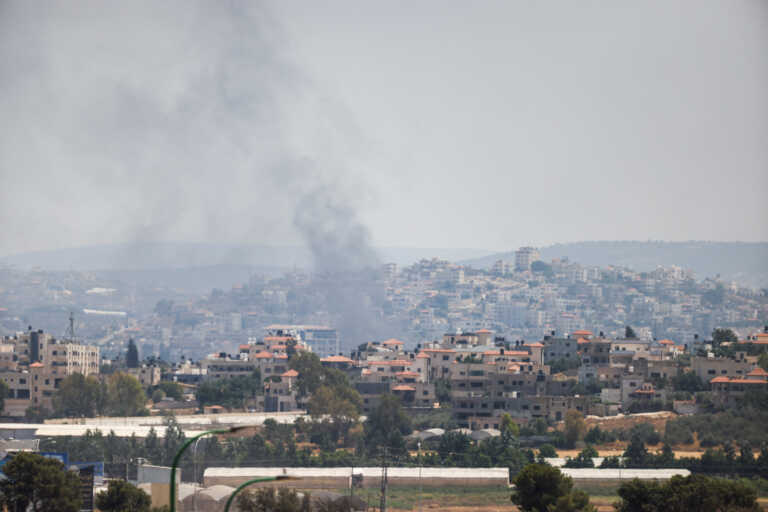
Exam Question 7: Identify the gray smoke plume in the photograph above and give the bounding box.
[0,0,393,346]
[294,181,395,349]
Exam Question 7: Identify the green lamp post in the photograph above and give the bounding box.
[169,426,250,512]
[223,475,297,512]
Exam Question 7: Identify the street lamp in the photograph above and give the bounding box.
[223,475,297,512]
[192,436,205,512]
[417,441,423,512]
[169,426,250,512]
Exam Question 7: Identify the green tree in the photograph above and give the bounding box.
[538,444,557,458]
[550,489,595,512]
[126,338,140,369]
[0,379,8,414]
[95,480,151,512]
[0,452,82,512]
[511,464,594,512]
[363,394,412,456]
[307,385,361,445]
[712,328,738,346]
[564,445,598,468]
[196,372,261,410]
[53,373,107,418]
[24,405,51,422]
[625,326,637,339]
[144,427,162,463]
[500,413,520,443]
[584,426,603,445]
[563,410,586,449]
[107,372,147,416]
[623,434,649,467]
[758,352,768,371]
[434,378,451,404]
[671,372,705,392]
[160,415,186,466]
[236,487,310,512]
[156,381,184,401]
[151,389,165,403]
[288,352,325,397]
[599,456,623,468]
[615,474,759,512]
[531,418,548,435]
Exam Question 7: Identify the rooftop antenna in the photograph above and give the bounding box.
[65,311,77,343]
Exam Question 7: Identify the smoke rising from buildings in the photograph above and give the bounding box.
[0,0,390,346]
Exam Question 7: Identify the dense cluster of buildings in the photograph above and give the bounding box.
[0,328,99,415]
[163,324,768,428]
[1,248,766,425]
[383,250,766,351]
[2,247,766,368]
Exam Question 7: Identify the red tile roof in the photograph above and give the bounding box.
[321,355,354,363]
[281,369,298,378]
[264,336,293,342]
[392,385,416,391]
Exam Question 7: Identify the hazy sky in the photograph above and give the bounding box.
[1,0,766,257]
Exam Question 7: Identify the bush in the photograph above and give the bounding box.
[600,456,624,468]
[564,446,597,468]
[615,474,759,512]
[664,409,768,448]
[538,444,557,458]
[629,423,661,446]
[511,464,595,512]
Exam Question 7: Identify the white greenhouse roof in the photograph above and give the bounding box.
[205,466,510,480]
[560,468,690,480]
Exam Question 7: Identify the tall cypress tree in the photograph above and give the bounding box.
[126,338,139,368]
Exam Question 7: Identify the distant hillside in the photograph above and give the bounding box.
[462,241,768,289]
[0,242,491,271]
[0,243,493,292]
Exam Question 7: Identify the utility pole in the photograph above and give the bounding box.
[379,447,388,512]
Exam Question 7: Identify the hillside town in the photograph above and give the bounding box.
[2,247,766,367]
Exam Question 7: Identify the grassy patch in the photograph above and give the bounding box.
[333,485,513,509]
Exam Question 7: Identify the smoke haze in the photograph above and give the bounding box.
[0,0,388,345]
[0,1,366,257]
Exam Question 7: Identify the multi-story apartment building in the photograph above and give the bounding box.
[0,329,99,416]
[265,324,338,358]
[514,247,540,271]
[691,355,754,381]
[541,335,580,363]
[710,367,768,405]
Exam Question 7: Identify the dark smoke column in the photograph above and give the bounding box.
[294,185,392,352]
